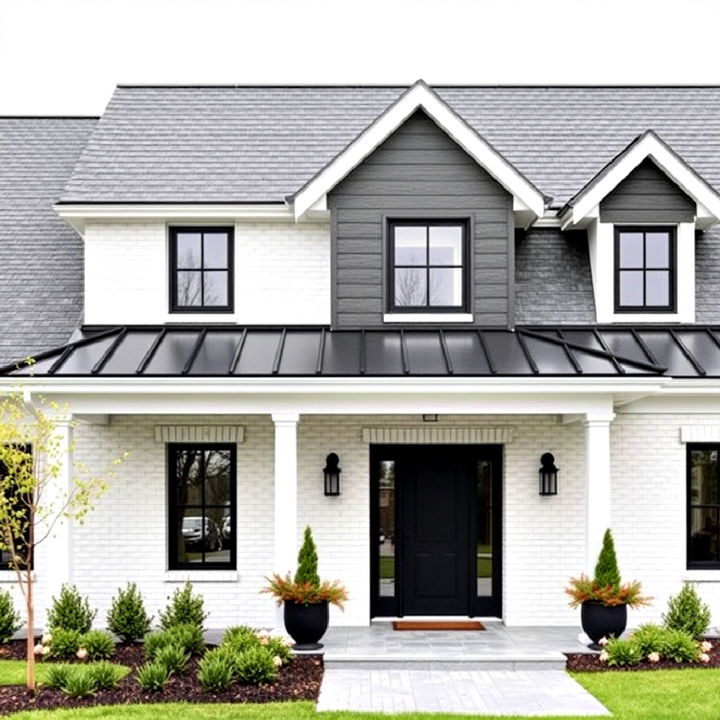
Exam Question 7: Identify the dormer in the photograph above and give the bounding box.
[559,131,720,324]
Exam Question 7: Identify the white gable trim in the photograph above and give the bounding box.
[562,132,720,230]
[291,80,547,220]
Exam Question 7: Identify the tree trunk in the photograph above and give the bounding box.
[25,571,34,692]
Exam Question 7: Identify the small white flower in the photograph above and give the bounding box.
[33,643,44,656]
[76,647,88,660]
[272,655,283,668]
[40,645,51,656]
[41,633,52,645]
[284,639,293,647]
[700,652,711,663]
[598,637,609,647]
[647,652,660,663]
[701,641,713,653]
[599,650,609,662]
[259,637,269,645]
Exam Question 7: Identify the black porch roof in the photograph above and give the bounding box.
[3,325,720,379]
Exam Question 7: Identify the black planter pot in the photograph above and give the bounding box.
[581,601,628,649]
[283,600,329,651]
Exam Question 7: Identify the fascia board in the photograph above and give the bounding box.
[55,203,298,222]
[292,83,546,220]
[569,135,720,226]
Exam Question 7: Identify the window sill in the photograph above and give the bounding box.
[164,570,238,583]
[0,571,34,583]
[383,313,474,323]
[683,570,720,582]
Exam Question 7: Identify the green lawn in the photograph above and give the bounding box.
[3,669,720,719]
[0,660,130,688]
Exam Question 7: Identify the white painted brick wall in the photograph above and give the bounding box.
[84,222,330,325]
[18,411,718,632]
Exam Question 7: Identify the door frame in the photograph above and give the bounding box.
[370,443,503,618]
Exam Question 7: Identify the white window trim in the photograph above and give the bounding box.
[383,313,474,323]
[588,215,695,324]
[164,570,238,583]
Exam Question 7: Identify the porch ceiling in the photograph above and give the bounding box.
[1,324,713,379]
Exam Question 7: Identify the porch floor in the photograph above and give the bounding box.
[317,622,608,716]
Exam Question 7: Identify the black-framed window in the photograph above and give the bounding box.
[614,226,675,312]
[388,221,469,312]
[688,445,720,569]
[168,444,236,570]
[169,227,234,313]
[0,445,32,571]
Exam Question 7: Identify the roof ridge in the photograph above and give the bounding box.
[113,83,720,89]
[0,115,100,120]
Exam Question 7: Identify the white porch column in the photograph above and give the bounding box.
[44,417,74,602]
[584,410,615,573]
[272,413,299,575]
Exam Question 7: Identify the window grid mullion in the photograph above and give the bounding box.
[200,450,206,564]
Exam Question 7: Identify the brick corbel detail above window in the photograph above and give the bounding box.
[680,425,720,444]
[154,425,245,443]
[361,427,514,444]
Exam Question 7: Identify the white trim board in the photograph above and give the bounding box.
[154,425,245,443]
[361,427,514,444]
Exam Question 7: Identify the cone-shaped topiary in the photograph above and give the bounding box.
[594,529,622,590]
[663,582,712,638]
[294,526,320,587]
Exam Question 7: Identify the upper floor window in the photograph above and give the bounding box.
[614,227,675,313]
[168,443,236,570]
[169,227,234,313]
[688,444,720,569]
[388,221,468,312]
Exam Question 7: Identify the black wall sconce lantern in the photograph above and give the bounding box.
[323,453,341,496]
[539,452,558,496]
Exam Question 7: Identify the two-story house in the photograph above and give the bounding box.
[3,81,720,629]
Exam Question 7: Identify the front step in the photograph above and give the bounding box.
[323,652,567,671]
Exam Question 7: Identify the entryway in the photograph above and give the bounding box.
[370,444,502,618]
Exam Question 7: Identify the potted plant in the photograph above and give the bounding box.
[566,528,651,649]
[263,526,348,650]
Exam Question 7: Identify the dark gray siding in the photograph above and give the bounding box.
[600,159,695,223]
[695,226,720,323]
[514,229,595,324]
[328,110,512,328]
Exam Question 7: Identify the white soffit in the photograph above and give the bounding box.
[561,131,720,230]
[291,80,547,220]
[361,426,514,444]
[154,425,245,443]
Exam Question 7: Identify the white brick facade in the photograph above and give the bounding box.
[13,409,718,631]
[84,222,330,325]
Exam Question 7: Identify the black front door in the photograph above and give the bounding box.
[371,444,502,618]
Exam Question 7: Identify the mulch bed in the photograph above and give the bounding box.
[0,642,323,715]
[566,638,720,672]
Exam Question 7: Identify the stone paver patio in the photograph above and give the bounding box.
[315,622,610,716]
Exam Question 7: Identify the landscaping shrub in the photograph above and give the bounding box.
[266,636,293,665]
[80,630,115,660]
[44,664,73,690]
[222,625,259,652]
[47,627,82,659]
[594,529,621,590]
[107,583,152,643]
[158,581,207,630]
[663,582,712,639]
[143,630,170,660]
[136,662,170,692]
[85,662,125,691]
[604,637,643,667]
[62,668,97,698]
[630,623,667,657]
[294,526,320,586]
[0,588,21,643]
[235,646,279,685]
[154,643,189,674]
[198,648,236,692]
[47,584,96,634]
[167,623,205,656]
[659,629,701,663]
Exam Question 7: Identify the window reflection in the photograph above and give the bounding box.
[477,460,492,597]
[689,449,720,565]
[378,460,395,598]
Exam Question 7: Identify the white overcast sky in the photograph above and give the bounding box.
[0,0,719,115]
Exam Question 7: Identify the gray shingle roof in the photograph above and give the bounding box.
[60,85,720,207]
[0,117,97,365]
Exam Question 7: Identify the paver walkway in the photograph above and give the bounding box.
[317,668,609,716]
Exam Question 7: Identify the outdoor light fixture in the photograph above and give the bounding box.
[323,453,341,496]
[538,452,558,496]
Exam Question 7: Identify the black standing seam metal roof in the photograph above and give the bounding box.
[9,324,720,378]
